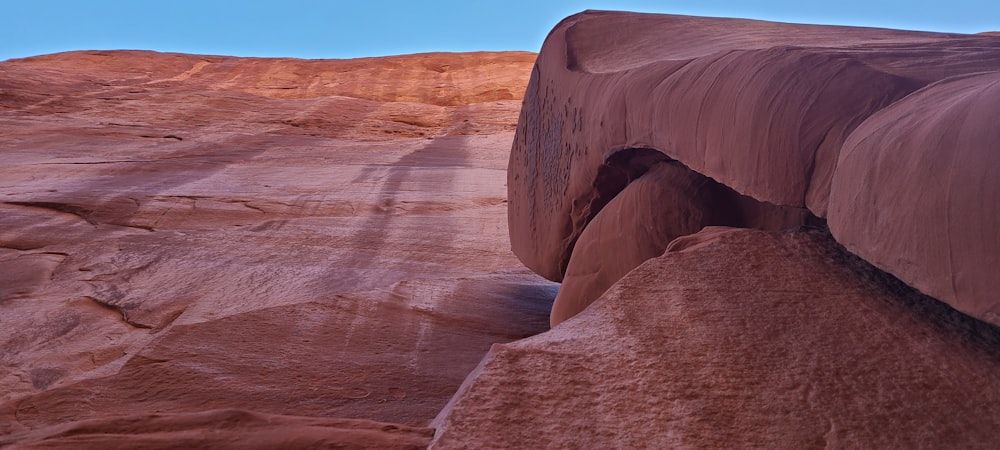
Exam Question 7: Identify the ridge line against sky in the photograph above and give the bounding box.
[3,1,999,62]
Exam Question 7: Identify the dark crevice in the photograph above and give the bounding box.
[560,148,670,275]
[562,147,824,277]
[5,201,98,225]
[587,148,673,226]
[83,296,154,330]
[826,232,1000,361]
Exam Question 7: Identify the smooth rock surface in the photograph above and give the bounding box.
[433,229,1000,448]
[0,50,552,445]
[507,11,1000,326]
[551,161,809,326]
[829,71,1000,325]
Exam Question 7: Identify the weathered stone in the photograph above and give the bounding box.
[0,50,552,445]
[507,10,1000,326]
[434,229,1000,448]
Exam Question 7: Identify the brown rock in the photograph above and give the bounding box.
[829,71,1000,325]
[507,10,1000,325]
[0,49,550,444]
[2,409,434,449]
[433,229,1000,448]
[551,160,809,326]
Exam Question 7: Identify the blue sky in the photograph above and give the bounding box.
[3,1,997,61]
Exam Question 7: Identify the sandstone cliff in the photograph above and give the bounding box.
[0,50,551,448]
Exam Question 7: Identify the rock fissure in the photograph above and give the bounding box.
[83,295,154,330]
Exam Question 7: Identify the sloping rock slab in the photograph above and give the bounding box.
[433,229,1000,448]
[1,408,433,449]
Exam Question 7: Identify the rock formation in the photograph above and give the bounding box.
[434,229,1000,448]
[550,159,809,326]
[0,50,553,447]
[828,71,1000,325]
[505,10,1000,327]
[4,10,1000,449]
[434,11,1000,447]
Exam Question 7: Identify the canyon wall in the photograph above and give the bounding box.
[0,49,552,448]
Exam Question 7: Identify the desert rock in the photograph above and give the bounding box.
[507,10,1000,326]
[433,229,1000,448]
[551,160,809,326]
[2,409,435,449]
[829,71,1000,325]
[0,50,552,446]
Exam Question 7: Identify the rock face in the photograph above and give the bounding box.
[428,11,1000,447]
[828,71,1000,325]
[433,229,1000,448]
[551,160,809,326]
[3,409,435,449]
[0,50,553,446]
[5,12,1000,448]
[507,10,1000,326]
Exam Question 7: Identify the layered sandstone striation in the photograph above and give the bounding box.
[5,409,435,449]
[507,10,1000,326]
[0,50,552,447]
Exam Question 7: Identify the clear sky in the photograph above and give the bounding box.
[3,0,997,62]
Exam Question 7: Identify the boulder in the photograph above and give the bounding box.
[829,71,1000,325]
[434,229,1000,448]
[551,161,809,326]
[508,10,1000,326]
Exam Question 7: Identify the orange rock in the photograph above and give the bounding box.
[0,49,551,445]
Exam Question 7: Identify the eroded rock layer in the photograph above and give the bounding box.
[434,229,1000,448]
[829,71,1000,324]
[2,409,435,449]
[0,50,551,446]
[508,10,1000,326]
[551,160,809,326]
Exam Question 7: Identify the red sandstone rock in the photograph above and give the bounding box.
[2,409,434,449]
[433,229,1000,448]
[507,10,1000,326]
[551,161,808,326]
[0,50,550,446]
[829,71,1000,326]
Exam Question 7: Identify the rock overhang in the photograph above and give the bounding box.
[508,10,1000,326]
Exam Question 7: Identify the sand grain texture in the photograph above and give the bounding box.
[434,229,1000,448]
